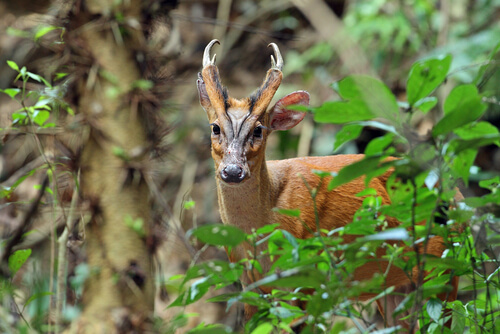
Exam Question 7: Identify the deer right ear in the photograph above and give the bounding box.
[197,73,216,121]
[270,90,309,131]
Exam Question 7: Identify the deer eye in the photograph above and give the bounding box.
[253,126,262,138]
[211,124,220,135]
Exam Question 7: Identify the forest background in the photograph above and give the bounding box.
[0,0,499,333]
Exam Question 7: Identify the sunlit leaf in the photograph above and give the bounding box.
[407,54,452,106]
[8,249,32,275]
[250,323,273,334]
[443,84,479,115]
[187,324,233,334]
[454,121,500,146]
[414,96,438,113]
[328,155,392,190]
[314,100,373,123]
[314,75,399,125]
[433,85,487,137]
[273,208,301,218]
[33,110,50,126]
[7,60,19,72]
[362,228,409,241]
[189,224,246,247]
[34,26,61,41]
[255,223,280,235]
[0,88,20,99]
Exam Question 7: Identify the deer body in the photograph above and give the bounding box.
[197,40,457,330]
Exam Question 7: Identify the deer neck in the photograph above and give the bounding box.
[216,161,278,234]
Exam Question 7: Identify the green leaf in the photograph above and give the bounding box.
[250,323,273,334]
[255,223,280,235]
[454,121,500,146]
[362,228,409,241]
[0,88,20,99]
[474,40,500,88]
[23,292,54,311]
[33,110,50,126]
[272,208,301,218]
[450,301,466,333]
[426,298,443,322]
[34,26,61,42]
[314,75,399,124]
[307,290,336,317]
[170,277,210,307]
[187,324,232,334]
[189,224,247,247]
[55,72,69,81]
[365,133,394,156]
[281,230,299,249]
[314,100,373,123]
[261,268,325,289]
[7,60,19,72]
[407,54,452,106]
[8,249,32,275]
[478,176,500,190]
[432,85,487,137]
[450,149,477,186]
[27,72,42,82]
[65,106,75,116]
[183,260,243,287]
[328,155,390,190]
[414,96,438,113]
[184,200,195,210]
[448,134,500,153]
[443,84,479,115]
[125,216,146,238]
[356,188,377,197]
[132,79,154,90]
[334,124,363,150]
[357,121,400,136]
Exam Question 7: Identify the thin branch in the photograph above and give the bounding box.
[55,175,79,333]
[0,174,49,277]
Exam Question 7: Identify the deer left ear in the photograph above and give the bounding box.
[269,91,309,131]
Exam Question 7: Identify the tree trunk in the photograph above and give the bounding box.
[64,1,156,332]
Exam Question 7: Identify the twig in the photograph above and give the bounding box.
[0,175,49,277]
[55,175,79,333]
[0,156,46,185]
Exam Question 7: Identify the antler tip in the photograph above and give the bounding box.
[203,39,221,67]
[267,43,283,71]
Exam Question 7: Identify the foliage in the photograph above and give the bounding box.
[172,46,500,333]
[0,59,74,332]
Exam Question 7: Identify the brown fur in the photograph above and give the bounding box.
[197,43,458,331]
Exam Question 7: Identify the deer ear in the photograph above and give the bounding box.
[197,72,216,121]
[269,91,309,131]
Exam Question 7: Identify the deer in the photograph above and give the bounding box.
[196,39,459,331]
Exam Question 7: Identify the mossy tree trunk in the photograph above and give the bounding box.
[64,1,160,332]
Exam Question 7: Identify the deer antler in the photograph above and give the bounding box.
[200,39,229,122]
[249,43,284,119]
[200,40,284,122]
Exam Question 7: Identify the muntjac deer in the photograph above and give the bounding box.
[197,39,459,331]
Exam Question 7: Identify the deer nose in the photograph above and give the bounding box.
[221,164,245,183]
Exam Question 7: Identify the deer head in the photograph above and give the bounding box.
[197,39,310,184]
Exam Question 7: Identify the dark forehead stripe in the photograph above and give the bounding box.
[209,69,230,112]
[248,93,258,114]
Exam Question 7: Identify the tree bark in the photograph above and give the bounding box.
[64,1,156,332]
